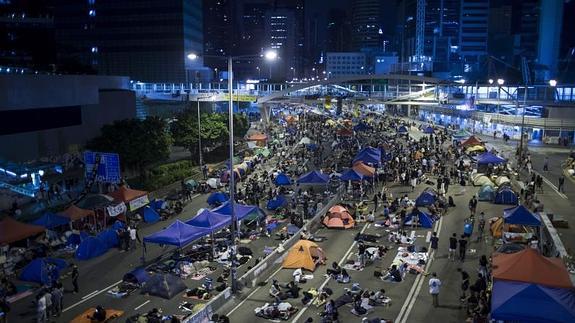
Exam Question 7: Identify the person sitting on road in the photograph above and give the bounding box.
[381,265,402,282]
[326,262,342,278]
[293,267,304,284]
[336,269,351,283]
[370,288,390,305]
[285,282,300,299]
[269,280,282,299]
[90,305,107,322]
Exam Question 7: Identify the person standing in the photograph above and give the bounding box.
[543,157,549,171]
[457,268,470,301]
[36,293,47,323]
[558,175,565,193]
[430,232,439,252]
[129,226,137,250]
[71,265,79,294]
[448,233,458,261]
[458,235,468,262]
[52,283,63,317]
[428,273,442,307]
[468,196,477,216]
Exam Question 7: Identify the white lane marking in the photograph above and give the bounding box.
[226,266,283,316]
[533,170,568,199]
[192,194,201,199]
[396,216,444,323]
[290,223,370,323]
[81,290,100,300]
[63,280,122,313]
[134,300,151,311]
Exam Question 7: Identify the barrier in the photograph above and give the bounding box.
[182,287,232,323]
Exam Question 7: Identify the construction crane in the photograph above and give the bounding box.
[415,0,425,61]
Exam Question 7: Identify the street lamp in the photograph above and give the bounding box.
[497,78,505,86]
[187,49,277,293]
[549,79,557,87]
[290,66,295,79]
[488,79,494,85]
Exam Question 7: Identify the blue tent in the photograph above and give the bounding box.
[143,207,161,223]
[415,188,438,207]
[476,152,507,165]
[503,205,541,226]
[267,195,288,210]
[76,236,109,260]
[207,192,229,206]
[491,280,575,323]
[339,168,364,181]
[32,212,70,229]
[96,228,120,249]
[274,173,292,186]
[494,187,518,205]
[143,220,210,248]
[397,125,408,133]
[141,273,187,299]
[123,267,150,285]
[20,258,68,285]
[404,210,435,228]
[423,126,435,134]
[297,170,330,185]
[353,123,371,132]
[212,201,262,221]
[149,199,167,211]
[478,185,496,201]
[185,209,230,232]
[353,147,381,165]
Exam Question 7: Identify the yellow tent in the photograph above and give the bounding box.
[489,217,530,239]
[466,145,486,153]
[282,240,326,272]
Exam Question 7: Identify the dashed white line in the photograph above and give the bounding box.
[81,290,99,300]
[63,280,122,313]
[226,266,283,316]
[134,300,151,311]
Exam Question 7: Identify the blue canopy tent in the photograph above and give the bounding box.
[423,126,435,134]
[297,170,330,185]
[491,280,575,323]
[32,212,70,229]
[185,209,230,232]
[267,195,288,211]
[494,187,518,205]
[274,173,292,186]
[212,201,263,221]
[143,207,161,223]
[478,185,496,201]
[397,125,408,133]
[503,205,542,226]
[353,147,381,165]
[339,168,364,181]
[207,192,229,206]
[404,210,435,228]
[476,152,507,165]
[20,258,68,285]
[143,220,210,248]
[76,236,109,260]
[415,188,438,207]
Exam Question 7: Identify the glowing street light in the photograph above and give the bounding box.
[263,50,278,61]
[549,79,557,87]
[488,79,494,85]
[187,53,198,60]
[497,78,505,85]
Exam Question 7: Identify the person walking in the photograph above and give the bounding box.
[71,265,79,294]
[457,268,470,301]
[52,283,63,317]
[430,232,439,252]
[428,273,442,307]
[458,235,468,262]
[468,196,477,216]
[543,157,549,171]
[36,293,47,323]
[477,213,486,242]
[129,226,137,250]
[448,233,458,261]
[558,175,565,193]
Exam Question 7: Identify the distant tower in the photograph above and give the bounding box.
[415,0,425,60]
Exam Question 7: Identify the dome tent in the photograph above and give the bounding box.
[415,188,438,207]
[323,205,355,229]
[404,209,435,228]
[478,185,496,201]
[282,240,326,272]
[473,175,495,187]
[494,186,518,205]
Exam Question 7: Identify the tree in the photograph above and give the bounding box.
[231,114,250,138]
[86,117,172,177]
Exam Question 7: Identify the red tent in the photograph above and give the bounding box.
[0,217,45,245]
[323,205,355,229]
[247,133,268,142]
[492,248,573,288]
[59,205,95,221]
[107,186,147,203]
[352,161,375,177]
[461,135,483,147]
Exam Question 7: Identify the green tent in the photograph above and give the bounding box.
[255,147,271,157]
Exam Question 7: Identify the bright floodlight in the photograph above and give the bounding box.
[264,50,278,61]
[497,78,505,85]
[549,79,557,87]
[488,79,494,84]
[187,53,198,60]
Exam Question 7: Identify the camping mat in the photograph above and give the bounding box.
[390,250,428,268]
[190,267,215,280]
[70,308,124,323]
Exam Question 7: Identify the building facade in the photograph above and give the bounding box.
[459,0,489,62]
[326,52,366,77]
[351,0,382,51]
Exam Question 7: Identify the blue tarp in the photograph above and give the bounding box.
[476,152,507,165]
[397,125,408,133]
[415,188,438,207]
[212,201,261,221]
[423,126,435,134]
[267,195,287,210]
[32,212,70,229]
[186,209,230,232]
[96,228,120,249]
[491,280,575,323]
[287,224,300,235]
[297,170,330,185]
[478,185,496,201]
[143,207,161,223]
[123,267,150,285]
[143,220,210,248]
[19,258,68,285]
[149,199,167,211]
[503,205,541,226]
[274,173,292,186]
[494,187,518,205]
[141,273,187,299]
[404,210,435,228]
[76,236,109,260]
[207,192,229,206]
[339,168,364,181]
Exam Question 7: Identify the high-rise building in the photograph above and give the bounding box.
[0,0,56,72]
[537,0,563,80]
[351,0,382,51]
[203,0,234,74]
[326,9,352,53]
[265,8,296,80]
[460,0,489,62]
[53,0,205,83]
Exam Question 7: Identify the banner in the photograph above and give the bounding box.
[129,195,149,211]
[107,202,127,217]
[222,94,257,102]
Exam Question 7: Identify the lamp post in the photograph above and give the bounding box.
[188,50,277,293]
[196,97,202,167]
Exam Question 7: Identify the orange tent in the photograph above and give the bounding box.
[282,239,326,272]
[323,205,355,229]
[352,161,375,177]
[461,135,483,147]
[247,133,268,142]
[0,217,45,245]
[492,248,573,288]
[489,217,529,239]
[59,205,95,221]
[107,186,147,203]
